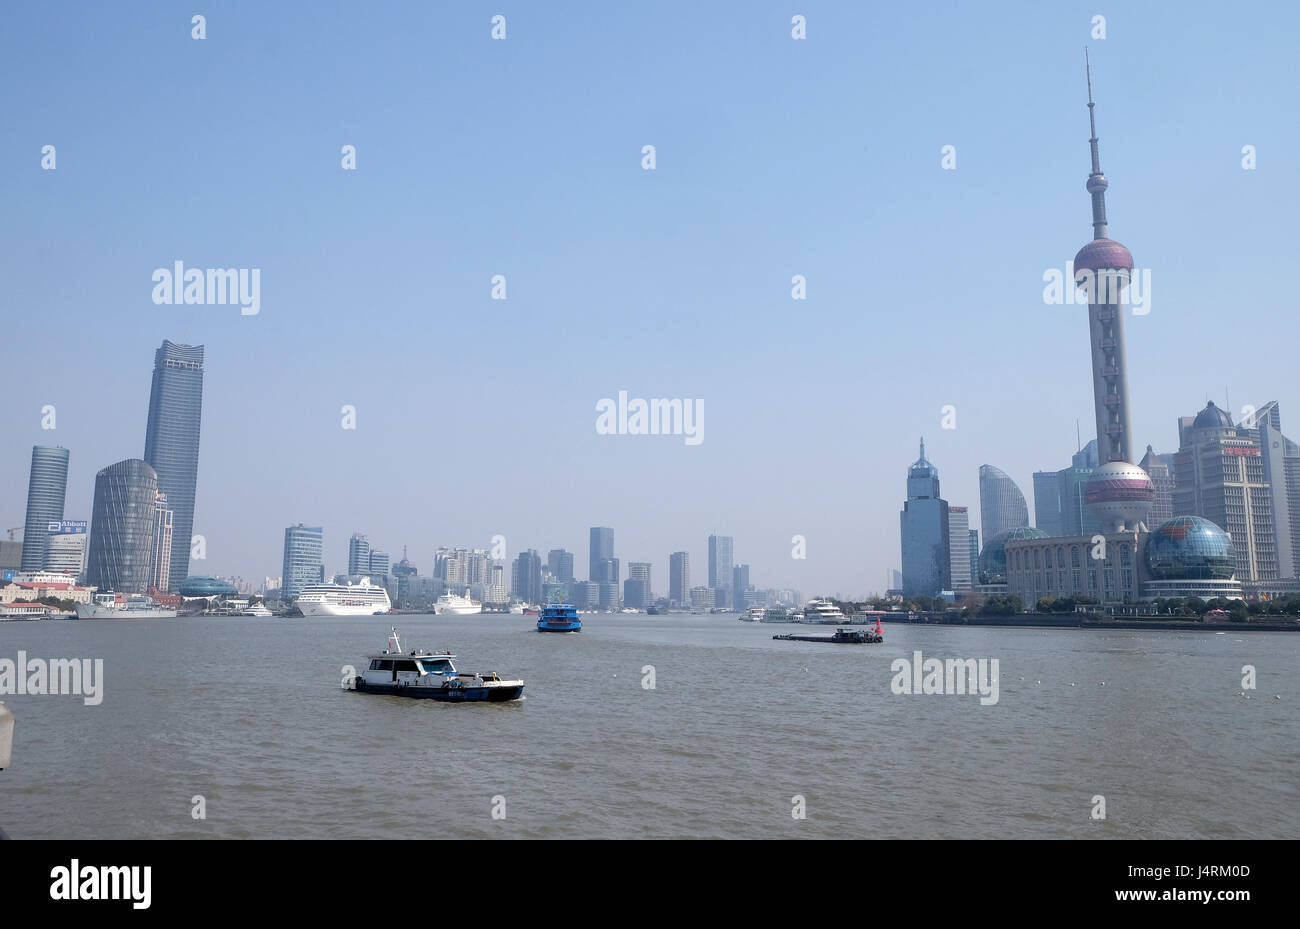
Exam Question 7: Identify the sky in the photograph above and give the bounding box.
[2,1,1298,598]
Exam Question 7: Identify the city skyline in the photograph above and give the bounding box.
[4,5,1299,596]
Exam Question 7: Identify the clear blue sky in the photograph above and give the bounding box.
[3,1,1298,596]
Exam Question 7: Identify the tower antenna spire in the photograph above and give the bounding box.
[1085,48,1108,240]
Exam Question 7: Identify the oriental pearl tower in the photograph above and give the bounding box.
[1074,52,1154,532]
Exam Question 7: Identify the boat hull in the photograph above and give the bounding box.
[353,680,523,701]
[537,622,582,632]
[74,606,176,619]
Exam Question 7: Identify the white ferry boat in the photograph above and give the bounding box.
[75,592,177,620]
[295,577,391,616]
[345,628,524,702]
[798,599,849,624]
[241,603,273,617]
[435,588,482,615]
[740,606,765,622]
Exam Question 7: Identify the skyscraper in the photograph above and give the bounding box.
[669,551,689,605]
[149,491,173,592]
[978,464,1029,543]
[625,562,652,608]
[21,445,69,571]
[732,563,750,607]
[589,527,613,583]
[1256,401,1300,579]
[547,549,575,584]
[143,340,204,591]
[348,534,371,575]
[900,439,950,596]
[282,524,324,600]
[512,549,542,604]
[708,534,734,607]
[968,529,980,587]
[1173,402,1276,582]
[1073,56,1154,531]
[85,459,159,595]
[1031,471,1063,536]
[1139,445,1174,526]
[947,507,972,591]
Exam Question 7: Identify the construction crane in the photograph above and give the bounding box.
[5,528,20,542]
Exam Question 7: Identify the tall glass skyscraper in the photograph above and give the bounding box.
[85,459,160,595]
[947,506,972,591]
[282,524,323,600]
[900,440,950,596]
[978,464,1030,543]
[708,534,734,606]
[669,551,689,605]
[143,340,204,592]
[589,527,613,583]
[21,445,70,571]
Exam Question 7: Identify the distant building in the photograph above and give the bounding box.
[589,527,614,584]
[968,530,979,588]
[282,524,324,600]
[1139,445,1175,526]
[348,534,371,575]
[21,446,69,572]
[900,439,950,596]
[1032,471,1063,536]
[143,340,204,592]
[979,464,1030,542]
[708,535,734,607]
[548,549,575,584]
[85,459,159,595]
[368,550,390,577]
[732,563,750,607]
[626,562,652,607]
[571,580,599,609]
[689,586,714,610]
[149,491,174,592]
[512,549,542,603]
[669,551,689,605]
[1256,401,1300,579]
[45,521,88,578]
[947,507,972,591]
[1173,402,1277,582]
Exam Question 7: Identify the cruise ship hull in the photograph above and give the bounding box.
[297,601,390,617]
[74,605,176,620]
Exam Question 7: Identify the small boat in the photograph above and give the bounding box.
[740,606,765,622]
[536,603,582,633]
[523,606,541,616]
[241,603,273,617]
[773,627,883,644]
[345,628,524,701]
[435,589,482,615]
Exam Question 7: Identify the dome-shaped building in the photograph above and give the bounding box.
[1143,516,1243,600]
[178,575,238,598]
[979,527,1050,585]
[1145,517,1236,580]
[1191,401,1234,431]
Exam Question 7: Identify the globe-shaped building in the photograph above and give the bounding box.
[979,527,1050,585]
[1145,517,1236,581]
[1085,460,1155,531]
[178,575,238,598]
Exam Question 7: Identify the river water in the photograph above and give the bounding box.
[0,613,1296,839]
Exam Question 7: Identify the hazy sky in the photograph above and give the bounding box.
[3,1,1298,597]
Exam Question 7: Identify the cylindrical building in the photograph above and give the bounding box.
[85,459,160,595]
[20,445,70,571]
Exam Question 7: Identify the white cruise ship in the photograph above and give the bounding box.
[435,588,482,615]
[798,599,849,624]
[295,577,391,617]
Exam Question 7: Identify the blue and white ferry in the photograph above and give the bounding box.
[345,629,524,702]
[536,603,582,633]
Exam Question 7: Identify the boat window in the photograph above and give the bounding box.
[420,660,452,674]
[394,660,420,673]
[369,659,383,671]
[373,659,393,671]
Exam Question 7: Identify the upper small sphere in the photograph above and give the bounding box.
[1086,173,1109,193]
[1074,238,1134,272]
[1192,401,1234,430]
